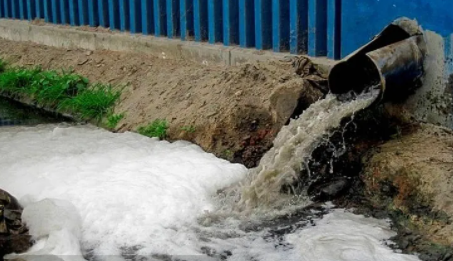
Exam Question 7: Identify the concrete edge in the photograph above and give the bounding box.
[0,19,336,71]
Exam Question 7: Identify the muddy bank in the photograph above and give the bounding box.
[360,123,453,260]
[0,39,323,167]
[307,106,453,260]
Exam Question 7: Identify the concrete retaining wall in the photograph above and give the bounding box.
[0,19,297,67]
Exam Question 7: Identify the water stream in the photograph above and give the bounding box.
[0,93,421,261]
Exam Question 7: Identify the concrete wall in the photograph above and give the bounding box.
[0,18,295,67]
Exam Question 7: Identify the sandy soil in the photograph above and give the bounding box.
[362,123,453,254]
[0,39,323,167]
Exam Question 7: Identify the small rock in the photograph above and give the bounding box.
[85,50,93,56]
[77,58,89,65]
[207,111,217,117]
[0,234,31,258]
[400,239,409,249]
[234,90,243,96]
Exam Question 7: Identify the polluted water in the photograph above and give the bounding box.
[0,89,420,261]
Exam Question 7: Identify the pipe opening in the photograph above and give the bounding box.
[329,56,381,95]
[328,20,426,102]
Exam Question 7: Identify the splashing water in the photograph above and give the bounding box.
[221,91,380,213]
[0,90,419,261]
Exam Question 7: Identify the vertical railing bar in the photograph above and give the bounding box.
[108,0,119,30]
[130,0,141,33]
[98,0,109,27]
[141,0,154,34]
[193,0,207,41]
[207,0,221,44]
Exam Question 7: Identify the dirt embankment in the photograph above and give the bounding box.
[361,123,453,259]
[0,39,323,167]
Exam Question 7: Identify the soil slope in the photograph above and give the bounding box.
[0,39,323,167]
[362,123,453,259]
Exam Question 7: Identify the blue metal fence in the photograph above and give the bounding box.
[0,0,342,59]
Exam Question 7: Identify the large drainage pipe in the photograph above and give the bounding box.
[329,18,427,102]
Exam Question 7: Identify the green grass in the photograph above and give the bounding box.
[0,60,121,122]
[58,84,120,122]
[180,125,196,133]
[105,113,125,129]
[137,119,168,139]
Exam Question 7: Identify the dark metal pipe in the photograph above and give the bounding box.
[328,18,427,102]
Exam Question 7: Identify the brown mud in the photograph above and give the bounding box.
[0,39,323,167]
[303,104,453,261]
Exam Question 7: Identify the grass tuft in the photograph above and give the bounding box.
[0,59,121,122]
[105,113,125,129]
[180,125,196,133]
[58,84,121,122]
[137,119,168,139]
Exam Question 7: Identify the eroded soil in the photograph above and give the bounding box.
[0,39,323,167]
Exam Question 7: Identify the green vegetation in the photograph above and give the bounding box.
[180,125,196,133]
[0,60,121,123]
[137,119,168,140]
[58,84,120,122]
[105,113,125,129]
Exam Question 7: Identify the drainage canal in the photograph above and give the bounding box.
[0,98,67,127]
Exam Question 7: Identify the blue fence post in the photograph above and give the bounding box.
[108,0,119,29]
[68,0,79,25]
[78,0,88,25]
[119,0,129,31]
[2,0,10,18]
[3,0,10,18]
[327,0,340,59]
[19,0,26,19]
[166,0,179,38]
[35,0,44,19]
[290,0,308,54]
[28,0,35,20]
[254,0,272,50]
[207,0,221,43]
[88,0,99,26]
[154,0,166,36]
[11,0,19,19]
[222,0,238,46]
[141,0,154,34]
[239,0,254,48]
[59,0,69,24]
[272,0,289,52]
[43,0,52,22]
[0,0,3,18]
[193,0,207,41]
[308,0,327,56]
[27,0,36,20]
[51,0,61,23]
[130,0,141,33]
[98,0,109,27]
[180,0,193,40]
[207,0,221,44]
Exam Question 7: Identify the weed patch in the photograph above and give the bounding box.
[180,125,196,133]
[137,119,168,139]
[0,60,121,122]
[58,84,120,122]
[105,113,125,129]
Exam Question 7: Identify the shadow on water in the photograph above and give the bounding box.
[0,98,70,127]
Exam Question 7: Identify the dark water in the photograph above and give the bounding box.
[0,98,66,127]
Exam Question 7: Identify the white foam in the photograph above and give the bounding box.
[0,124,420,261]
[286,209,420,261]
[0,125,247,259]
